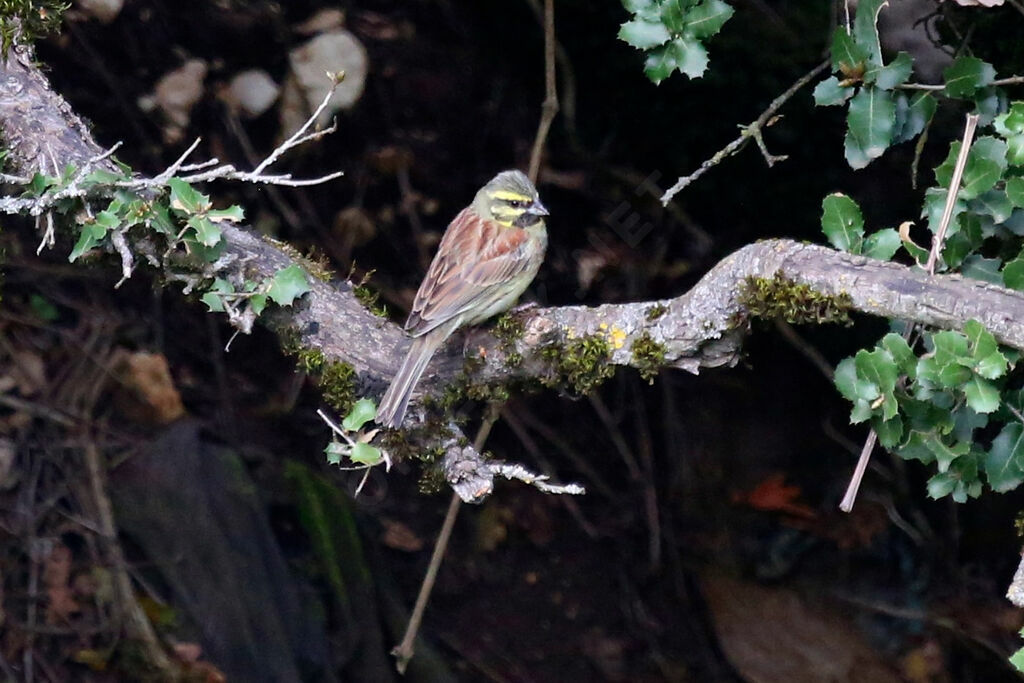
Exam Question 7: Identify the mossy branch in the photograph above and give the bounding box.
[5,49,1024,499]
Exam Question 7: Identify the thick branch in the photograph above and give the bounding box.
[4,43,1024,492]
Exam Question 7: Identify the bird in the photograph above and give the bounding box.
[375,169,549,428]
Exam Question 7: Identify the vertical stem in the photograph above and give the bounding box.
[527,0,559,184]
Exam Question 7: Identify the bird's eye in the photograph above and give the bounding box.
[508,200,525,208]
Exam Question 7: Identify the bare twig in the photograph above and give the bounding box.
[899,75,1024,91]
[392,408,501,674]
[527,0,558,184]
[661,59,829,204]
[84,441,172,672]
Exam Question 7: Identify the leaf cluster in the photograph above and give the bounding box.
[617,0,734,84]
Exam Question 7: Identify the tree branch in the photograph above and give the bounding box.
[4,44,1024,502]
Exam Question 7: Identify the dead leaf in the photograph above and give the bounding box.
[11,350,46,397]
[732,473,817,519]
[43,543,79,624]
[110,350,186,425]
[380,518,424,552]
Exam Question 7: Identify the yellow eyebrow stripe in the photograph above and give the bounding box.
[491,190,532,202]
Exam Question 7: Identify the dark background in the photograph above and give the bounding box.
[2,1,1024,681]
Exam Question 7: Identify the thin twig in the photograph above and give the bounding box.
[899,75,1024,91]
[661,59,829,204]
[84,440,173,672]
[527,0,558,184]
[392,408,501,674]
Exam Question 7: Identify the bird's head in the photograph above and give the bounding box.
[474,169,549,229]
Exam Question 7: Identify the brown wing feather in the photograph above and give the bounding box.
[405,208,535,337]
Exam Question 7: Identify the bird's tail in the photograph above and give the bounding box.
[376,330,445,428]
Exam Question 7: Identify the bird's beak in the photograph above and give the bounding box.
[530,200,550,217]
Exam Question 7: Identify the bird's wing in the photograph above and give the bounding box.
[405,208,536,337]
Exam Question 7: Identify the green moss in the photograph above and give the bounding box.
[646,303,668,321]
[631,332,667,384]
[348,268,387,318]
[286,345,356,414]
[319,360,357,414]
[302,247,335,283]
[740,273,852,326]
[493,313,526,367]
[541,333,615,395]
[417,465,447,495]
[0,0,68,54]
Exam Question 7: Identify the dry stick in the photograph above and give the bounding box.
[83,440,173,671]
[527,0,558,185]
[839,113,980,513]
[661,59,829,204]
[392,408,501,674]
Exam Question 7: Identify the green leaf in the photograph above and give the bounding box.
[325,441,346,466]
[208,205,245,223]
[821,193,865,253]
[643,43,678,84]
[250,294,268,315]
[880,333,916,377]
[856,348,899,419]
[873,414,904,449]
[995,103,1024,165]
[964,319,998,362]
[29,294,60,322]
[267,265,311,307]
[684,0,734,39]
[1007,178,1024,208]
[845,87,895,168]
[922,186,966,236]
[200,278,233,312]
[852,0,885,65]
[961,255,1004,284]
[813,76,855,107]
[969,190,1013,224]
[343,398,378,432]
[927,451,980,502]
[27,172,56,196]
[943,56,996,98]
[349,442,383,466]
[926,433,970,472]
[83,168,127,186]
[835,357,879,424]
[187,215,222,247]
[1004,258,1024,290]
[167,177,211,215]
[985,422,1024,492]
[866,52,912,90]
[963,376,1000,414]
[1010,646,1024,672]
[892,92,935,145]
[69,222,108,262]
[863,228,900,261]
[147,204,176,235]
[995,102,1024,136]
[670,37,709,79]
[619,19,671,49]
[830,27,868,74]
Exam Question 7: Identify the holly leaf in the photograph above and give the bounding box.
[892,92,936,145]
[863,228,900,261]
[349,442,383,466]
[619,19,670,49]
[684,0,734,39]
[943,56,996,98]
[69,222,108,262]
[852,0,885,66]
[343,398,378,432]
[167,177,211,215]
[821,193,865,253]
[866,51,912,90]
[813,76,855,107]
[845,87,895,168]
[325,441,346,466]
[985,422,1024,492]
[187,215,222,248]
[963,375,1000,414]
[267,265,311,307]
